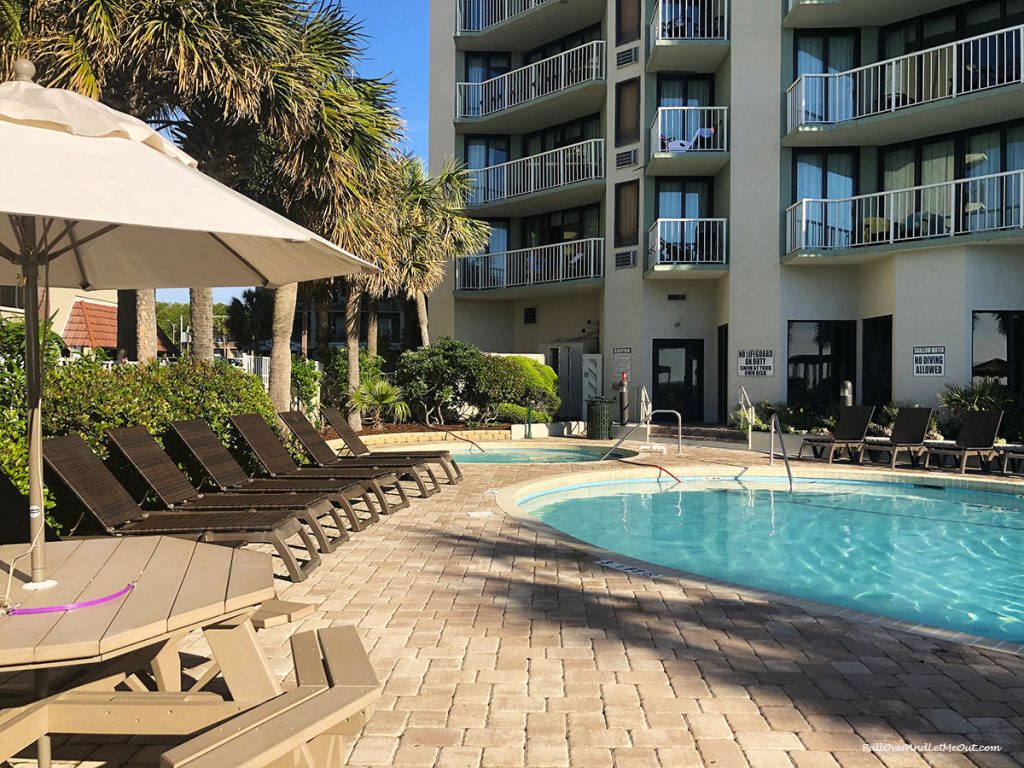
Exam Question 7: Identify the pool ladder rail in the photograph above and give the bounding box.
[601,387,683,470]
[768,413,795,493]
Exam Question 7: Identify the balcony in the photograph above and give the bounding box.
[784,0,963,30]
[785,169,1024,264]
[455,0,605,51]
[647,107,728,176]
[466,139,605,217]
[646,218,729,278]
[455,42,606,133]
[455,239,604,297]
[648,0,729,73]
[785,25,1024,146]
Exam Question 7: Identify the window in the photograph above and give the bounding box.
[615,78,640,146]
[616,0,641,45]
[0,285,23,310]
[973,311,1024,397]
[464,52,510,83]
[882,0,1024,58]
[614,181,639,247]
[524,307,538,325]
[787,320,857,407]
[524,114,601,157]
[463,136,509,169]
[525,25,601,64]
[483,220,509,254]
[656,178,712,218]
[523,205,601,248]
[794,30,857,122]
[794,149,857,249]
[862,315,893,407]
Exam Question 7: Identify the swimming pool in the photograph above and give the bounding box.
[519,477,1024,644]
[455,446,635,464]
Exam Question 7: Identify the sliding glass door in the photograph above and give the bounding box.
[794,150,857,248]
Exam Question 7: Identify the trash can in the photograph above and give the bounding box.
[586,398,616,440]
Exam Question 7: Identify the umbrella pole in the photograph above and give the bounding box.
[23,256,51,588]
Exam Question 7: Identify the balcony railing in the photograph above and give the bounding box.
[650,107,728,155]
[651,0,728,42]
[456,0,554,34]
[467,139,605,206]
[648,219,728,265]
[785,169,1024,253]
[456,42,606,119]
[787,25,1024,131]
[456,239,604,290]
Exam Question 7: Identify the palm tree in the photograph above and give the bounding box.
[189,288,214,360]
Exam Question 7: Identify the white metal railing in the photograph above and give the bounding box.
[650,107,728,156]
[651,0,728,42]
[787,25,1024,130]
[786,168,1024,252]
[456,41,606,119]
[241,352,271,391]
[648,218,728,264]
[456,238,604,290]
[467,139,605,206]
[456,0,554,33]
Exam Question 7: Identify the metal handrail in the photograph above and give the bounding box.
[769,413,794,493]
[601,387,682,460]
[738,386,755,450]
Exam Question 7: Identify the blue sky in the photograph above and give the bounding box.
[159,0,429,305]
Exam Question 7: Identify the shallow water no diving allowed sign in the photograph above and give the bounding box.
[913,346,945,377]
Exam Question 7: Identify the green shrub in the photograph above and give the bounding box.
[467,355,560,422]
[513,356,560,416]
[394,338,486,424]
[730,401,832,434]
[938,379,1020,441]
[290,355,322,414]
[492,402,551,424]
[320,349,384,409]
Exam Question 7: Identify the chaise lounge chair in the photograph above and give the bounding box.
[43,435,321,582]
[106,426,363,554]
[170,419,402,521]
[926,410,1003,474]
[320,407,463,484]
[230,414,439,499]
[864,407,934,469]
[797,406,875,464]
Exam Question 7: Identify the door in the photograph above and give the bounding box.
[652,339,704,423]
[716,324,728,423]
[862,315,893,407]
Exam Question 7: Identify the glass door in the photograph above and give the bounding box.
[652,339,704,423]
[862,315,893,407]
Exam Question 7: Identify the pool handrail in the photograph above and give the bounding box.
[769,413,794,493]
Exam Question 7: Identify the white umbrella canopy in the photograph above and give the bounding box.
[0,60,377,586]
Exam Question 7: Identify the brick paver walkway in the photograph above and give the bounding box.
[16,444,1024,767]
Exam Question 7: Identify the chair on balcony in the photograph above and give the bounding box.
[661,127,716,153]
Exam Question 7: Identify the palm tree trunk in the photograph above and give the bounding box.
[366,298,379,357]
[136,289,158,362]
[316,302,331,360]
[415,291,430,348]
[190,287,214,360]
[345,280,362,431]
[270,283,298,411]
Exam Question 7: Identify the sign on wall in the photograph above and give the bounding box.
[737,348,775,377]
[913,345,945,377]
[613,347,632,382]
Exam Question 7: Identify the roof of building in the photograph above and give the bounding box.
[62,300,175,354]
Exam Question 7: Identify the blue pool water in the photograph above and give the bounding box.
[519,478,1024,643]
[456,447,631,464]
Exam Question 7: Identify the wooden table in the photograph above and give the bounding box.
[0,537,279,767]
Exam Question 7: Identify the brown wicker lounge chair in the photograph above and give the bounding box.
[998,443,1024,475]
[320,406,463,484]
[864,407,933,468]
[231,414,440,498]
[42,435,320,582]
[106,426,360,554]
[278,411,443,496]
[170,419,397,521]
[797,406,875,464]
[926,411,1003,474]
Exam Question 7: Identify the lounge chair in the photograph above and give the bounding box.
[42,435,321,582]
[106,426,361,554]
[797,406,875,464]
[231,414,439,498]
[170,419,401,520]
[926,411,1003,474]
[999,443,1024,475]
[320,407,463,484]
[864,407,933,469]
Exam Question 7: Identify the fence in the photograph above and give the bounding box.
[648,218,729,264]
[467,139,605,206]
[650,0,728,42]
[456,238,604,290]
[456,0,553,33]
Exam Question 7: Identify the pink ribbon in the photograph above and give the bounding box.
[7,582,136,615]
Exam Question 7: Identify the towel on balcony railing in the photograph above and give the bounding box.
[661,127,716,153]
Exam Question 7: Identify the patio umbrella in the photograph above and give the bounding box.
[0,60,377,587]
[972,358,1009,378]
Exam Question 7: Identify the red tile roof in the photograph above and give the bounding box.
[62,301,175,354]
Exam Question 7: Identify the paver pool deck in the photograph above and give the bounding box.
[17,442,1024,767]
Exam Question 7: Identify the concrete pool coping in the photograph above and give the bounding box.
[495,463,1024,658]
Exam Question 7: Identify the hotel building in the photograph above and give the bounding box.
[428,0,1024,421]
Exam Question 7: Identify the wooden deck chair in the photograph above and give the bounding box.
[864,407,933,469]
[43,435,320,582]
[926,411,1003,474]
